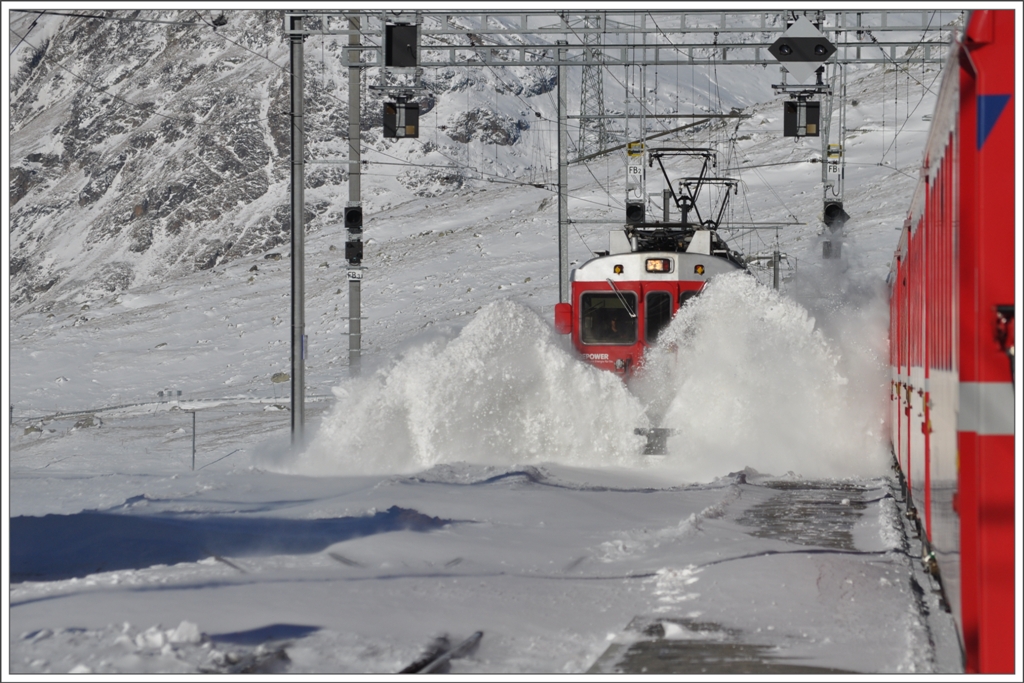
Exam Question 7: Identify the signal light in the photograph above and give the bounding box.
[554,303,573,335]
[783,100,820,137]
[767,16,837,84]
[385,23,419,67]
[344,206,363,230]
[345,240,363,264]
[384,100,420,138]
[626,201,645,225]
[823,201,850,230]
[694,264,705,275]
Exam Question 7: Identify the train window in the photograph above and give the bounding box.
[580,292,637,345]
[680,289,702,307]
[645,291,673,344]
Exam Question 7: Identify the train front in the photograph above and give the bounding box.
[555,228,746,377]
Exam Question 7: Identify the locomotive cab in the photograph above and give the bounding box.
[556,237,745,377]
[556,146,748,378]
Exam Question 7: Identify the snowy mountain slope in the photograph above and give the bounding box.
[5,8,968,676]
[7,9,565,312]
[8,41,942,417]
[13,8,880,314]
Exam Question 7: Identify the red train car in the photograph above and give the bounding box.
[554,239,744,377]
[554,147,747,378]
[888,9,1016,673]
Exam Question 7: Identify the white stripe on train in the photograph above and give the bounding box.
[957,381,1015,436]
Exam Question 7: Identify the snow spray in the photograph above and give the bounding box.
[285,301,648,475]
[279,262,889,481]
[634,269,890,481]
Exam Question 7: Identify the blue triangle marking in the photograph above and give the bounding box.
[978,94,1010,149]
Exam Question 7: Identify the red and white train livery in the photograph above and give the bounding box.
[888,9,1016,673]
[554,147,747,378]
[554,230,744,377]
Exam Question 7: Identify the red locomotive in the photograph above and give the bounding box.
[554,148,747,377]
[888,9,1016,673]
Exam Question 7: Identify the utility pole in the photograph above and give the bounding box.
[289,14,305,447]
[557,40,569,304]
[348,14,362,376]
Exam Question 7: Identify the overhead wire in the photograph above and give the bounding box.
[436,22,626,212]
[14,9,834,243]
[11,8,199,26]
[321,11,800,245]
[9,10,43,55]
[563,18,675,137]
[861,10,946,96]
[7,23,280,129]
[877,43,943,162]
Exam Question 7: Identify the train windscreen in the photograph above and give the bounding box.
[645,291,673,344]
[680,290,702,307]
[581,292,637,344]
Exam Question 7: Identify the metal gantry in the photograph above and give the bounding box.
[283,10,958,441]
[285,10,956,66]
[578,13,609,158]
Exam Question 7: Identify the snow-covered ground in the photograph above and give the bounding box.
[5,18,972,675]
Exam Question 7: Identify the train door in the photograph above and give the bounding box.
[643,288,673,346]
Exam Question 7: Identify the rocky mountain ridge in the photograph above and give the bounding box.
[8,10,558,314]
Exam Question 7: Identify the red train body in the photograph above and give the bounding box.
[555,242,743,377]
[888,9,1016,673]
[554,146,748,378]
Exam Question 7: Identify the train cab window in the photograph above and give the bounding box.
[645,291,673,344]
[679,289,702,307]
[580,292,637,345]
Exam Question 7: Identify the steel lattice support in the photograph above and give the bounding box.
[281,8,959,398]
[284,10,956,67]
[577,14,608,159]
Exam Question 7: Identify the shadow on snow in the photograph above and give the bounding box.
[10,506,451,583]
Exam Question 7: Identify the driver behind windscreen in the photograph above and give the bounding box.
[605,309,632,342]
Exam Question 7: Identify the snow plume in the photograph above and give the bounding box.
[284,301,648,474]
[634,271,890,481]
[277,267,890,480]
